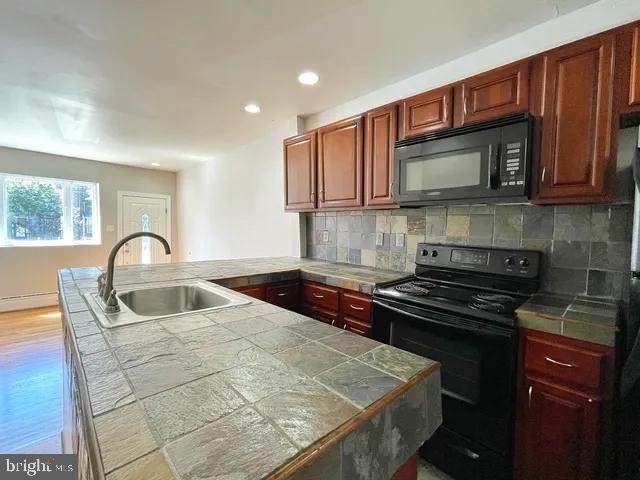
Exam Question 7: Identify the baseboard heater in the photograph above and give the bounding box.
[0,292,59,313]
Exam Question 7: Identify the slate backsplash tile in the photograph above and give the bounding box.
[305,202,633,300]
[469,214,494,238]
[550,241,590,269]
[522,206,554,239]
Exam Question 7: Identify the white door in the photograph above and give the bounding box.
[118,192,171,265]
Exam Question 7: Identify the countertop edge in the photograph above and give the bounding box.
[268,362,441,479]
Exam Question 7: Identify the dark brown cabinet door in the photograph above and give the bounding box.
[400,86,452,138]
[630,24,640,108]
[318,116,363,209]
[534,32,615,203]
[454,61,530,127]
[518,377,600,480]
[283,132,316,211]
[234,285,266,301]
[365,104,398,207]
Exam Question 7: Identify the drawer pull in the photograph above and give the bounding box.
[544,356,575,368]
[277,292,288,297]
[528,385,533,408]
[312,293,324,298]
[349,304,365,311]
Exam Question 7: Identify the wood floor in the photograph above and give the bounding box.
[0,306,63,454]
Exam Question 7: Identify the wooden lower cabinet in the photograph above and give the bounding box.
[62,319,95,480]
[234,284,267,301]
[302,281,373,336]
[518,376,601,480]
[235,279,373,337]
[265,281,299,310]
[235,281,299,310]
[516,330,614,480]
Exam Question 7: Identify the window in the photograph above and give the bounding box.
[0,173,100,246]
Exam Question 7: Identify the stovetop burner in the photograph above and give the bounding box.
[394,280,435,296]
[472,293,516,303]
[469,301,511,314]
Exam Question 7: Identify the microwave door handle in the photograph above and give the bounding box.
[489,143,501,190]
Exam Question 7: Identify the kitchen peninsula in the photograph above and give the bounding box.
[58,258,442,480]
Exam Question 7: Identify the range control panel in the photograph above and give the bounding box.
[416,243,541,279]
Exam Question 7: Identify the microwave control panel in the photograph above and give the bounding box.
[500,141,525,187]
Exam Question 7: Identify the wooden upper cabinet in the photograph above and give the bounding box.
[629,24,640,108]
[400,86,452,138]
[283,132,316,211]
[454,61,530,127]
[533,32,616,203]
[365,104,398,207]
[318,116,364,209]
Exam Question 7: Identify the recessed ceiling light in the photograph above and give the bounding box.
[244,103,261,113]
[298,71,319,85]
[151,162,160,167]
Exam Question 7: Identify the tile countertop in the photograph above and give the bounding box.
[99,256,411,295]
[58,258,440,480]
[516,293,621,347]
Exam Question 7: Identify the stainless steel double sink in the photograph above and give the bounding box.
[85,281,251,328]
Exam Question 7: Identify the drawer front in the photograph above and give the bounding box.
[343,315,371,337]
[234,284,266,301]
[302,303,340,326]
[302,281,339,311]
[265,281,299,308]
[524,335,606,391]
[341,290,372,323]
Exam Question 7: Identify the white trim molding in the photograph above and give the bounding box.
[0,292,58,313]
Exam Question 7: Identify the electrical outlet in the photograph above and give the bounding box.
[322,230,329,243]
[376,232,384,246]
[395,234,405,248]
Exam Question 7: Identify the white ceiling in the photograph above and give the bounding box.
[0,0,598,171]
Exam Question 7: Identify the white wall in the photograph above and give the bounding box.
[305,0,640,129]
[177,119,301,261]
[0,147,177,303]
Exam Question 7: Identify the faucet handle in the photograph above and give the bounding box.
[97,273,106,296]
[105,289,120,313]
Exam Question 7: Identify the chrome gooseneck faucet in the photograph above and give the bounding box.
[97,232,171,312]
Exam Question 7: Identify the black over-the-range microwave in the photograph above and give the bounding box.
[394,113,534,206]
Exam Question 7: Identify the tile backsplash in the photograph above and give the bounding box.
[305,203,633,299]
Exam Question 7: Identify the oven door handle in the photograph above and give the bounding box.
[373,299,491,335]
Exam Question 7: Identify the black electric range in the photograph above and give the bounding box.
[372,243,541,480]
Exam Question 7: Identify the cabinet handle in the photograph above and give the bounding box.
[528,385,533,408]
[343,323,349,330]
[277,292,288,297]
[463,95,469,116]
[331,319,336,326]
[541,166,547,184]
[544,356,575,368]
[349,304,365,311]
[312,293,324,298]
